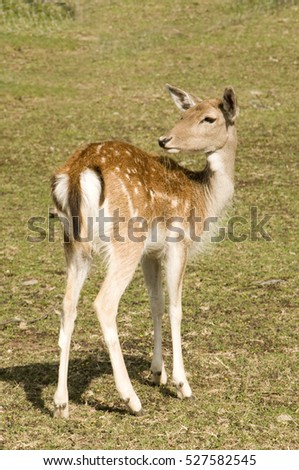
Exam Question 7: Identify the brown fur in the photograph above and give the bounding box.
[52,141,209,242]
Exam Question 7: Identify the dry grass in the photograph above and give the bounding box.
[0,0,298,450]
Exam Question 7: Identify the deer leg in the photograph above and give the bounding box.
[94,249,143,415]
[166,244,192,399]
[141,256,167,386]
[54,245,91,418]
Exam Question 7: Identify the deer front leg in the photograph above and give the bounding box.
[165,243,192,399]
[141,256,167,386]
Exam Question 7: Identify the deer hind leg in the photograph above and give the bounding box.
[94,246,143,415]
[165,243,192,399]
[54,244,91,418]
[141,255,167,386]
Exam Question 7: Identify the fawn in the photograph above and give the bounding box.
[51,84,238,417]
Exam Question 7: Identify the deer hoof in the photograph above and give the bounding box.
[53,403,69,418]
[122,394,143,416]
[151,368,168,386]
[174,380,192,400]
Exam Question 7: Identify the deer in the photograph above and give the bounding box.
[51,84,238,417]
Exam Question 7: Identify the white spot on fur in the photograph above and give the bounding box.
[101,157,106,163]
[171,199,178,208]
[115,166,120,172]
[134,187,139,195]
[118,178,135,218]
[125,150,131,156]
[97,144,103,153]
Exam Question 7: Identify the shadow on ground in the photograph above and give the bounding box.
[0,353,152,416]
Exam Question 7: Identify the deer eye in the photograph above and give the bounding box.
[202,116,216,124]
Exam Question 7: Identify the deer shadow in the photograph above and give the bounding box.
[0,352,152,416]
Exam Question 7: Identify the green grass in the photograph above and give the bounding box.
[1,0,298,450]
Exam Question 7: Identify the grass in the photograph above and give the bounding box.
[1,0,298,450]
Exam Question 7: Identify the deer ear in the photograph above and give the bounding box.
[223,87,239,122]
[166,84,201,111]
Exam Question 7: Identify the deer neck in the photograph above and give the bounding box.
[204,125,237,217]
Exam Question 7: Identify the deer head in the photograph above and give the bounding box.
[159,84,238,154]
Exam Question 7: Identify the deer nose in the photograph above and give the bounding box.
[158,136,172,148]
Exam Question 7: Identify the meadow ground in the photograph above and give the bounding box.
[0,0,298,450]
